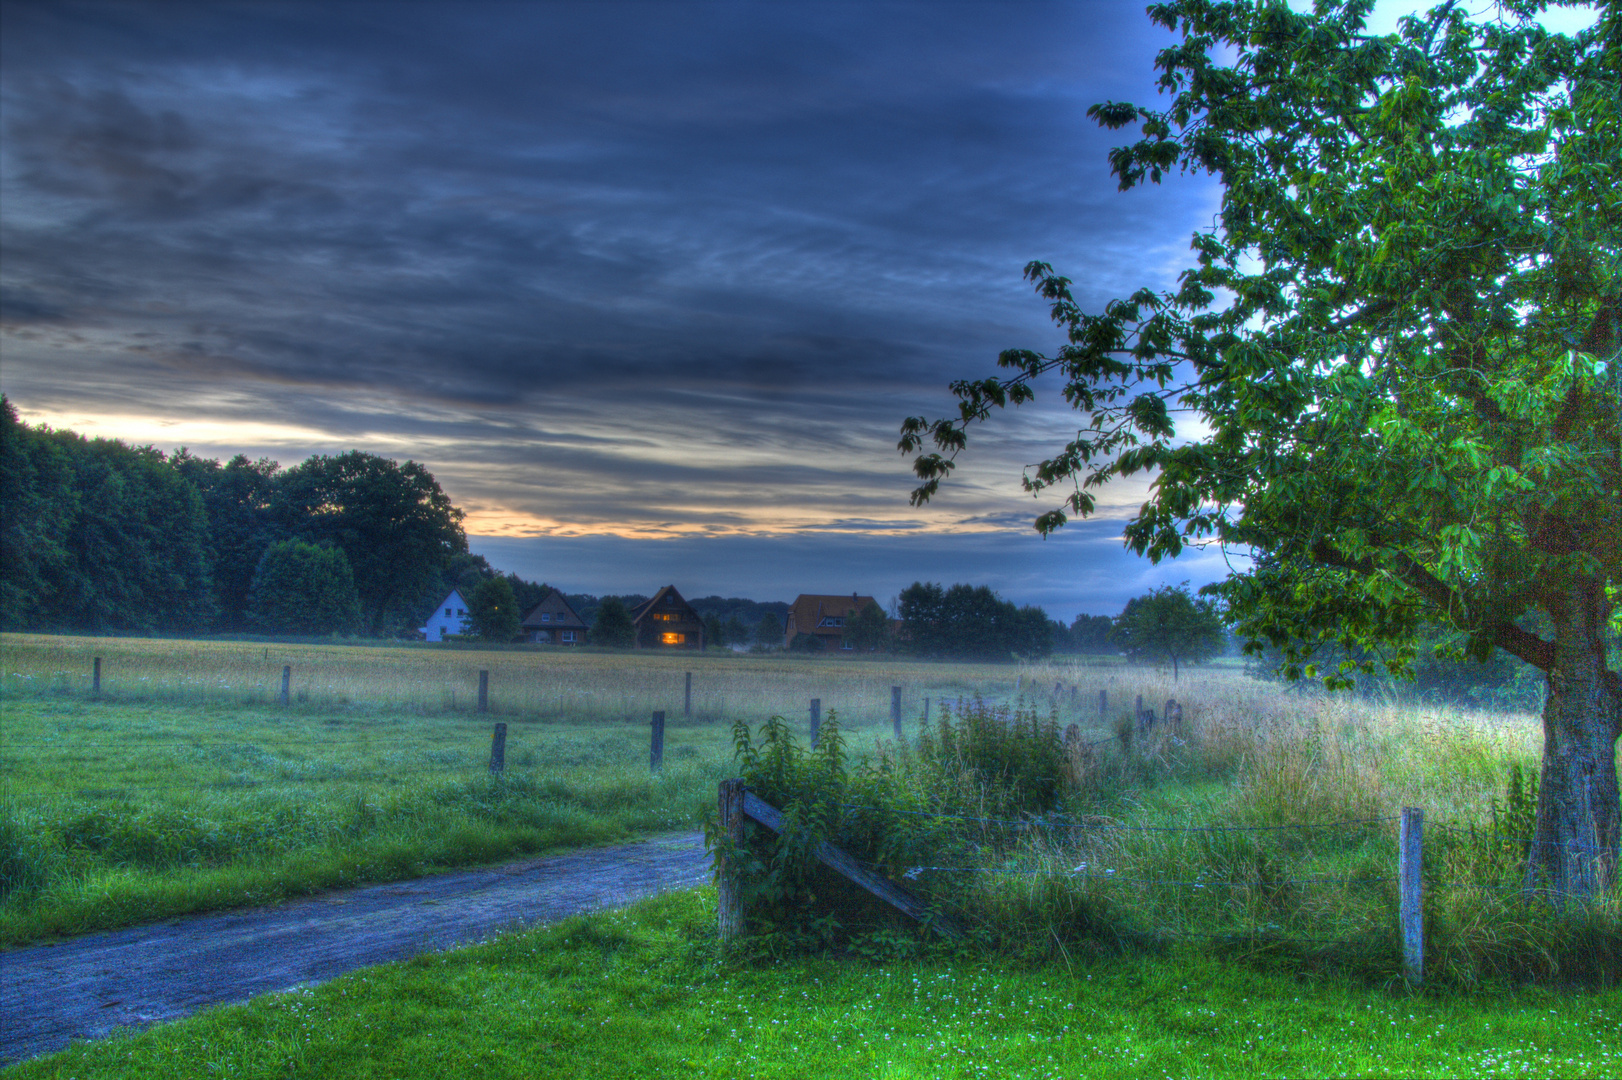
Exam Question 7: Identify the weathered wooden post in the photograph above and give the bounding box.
[489,722,507,774]
[717,779,746,944]
[478,670,490,713]
[1165,697,1183,737]
[810,698,821,748]
[280,665,291,707]
[1400,807,1425,987]
[891,686,902,739]
[92,657,101,695]
[1015,674,1023,696]
[651,711,665,772]
[685,671,692,718]
[924,697,930,723]
[1099,689,1107,722]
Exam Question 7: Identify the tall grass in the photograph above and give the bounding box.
[723,672,1620,986]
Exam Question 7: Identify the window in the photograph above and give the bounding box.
[445,608,453,617]
[562,631,576,642]
[457,608,466,617]
[818,616,844,628]
[841,639,853,650]
[541,612,551,622]
[661,632,684,645]
[654,612,676,622]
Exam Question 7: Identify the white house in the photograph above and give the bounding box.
[420,588,471,642]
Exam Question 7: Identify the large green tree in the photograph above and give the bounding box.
[901,1,1619,897]
[274,451,466,635]
[246,539,363,635]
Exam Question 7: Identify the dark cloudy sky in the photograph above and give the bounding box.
[0,0,1256,617]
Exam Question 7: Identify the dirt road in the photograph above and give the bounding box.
[0,831,709,1066]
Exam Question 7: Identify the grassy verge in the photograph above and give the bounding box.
[0,695,728,944]
[10,889,1619,1079]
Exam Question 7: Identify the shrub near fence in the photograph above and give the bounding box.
[711,697,1622,986]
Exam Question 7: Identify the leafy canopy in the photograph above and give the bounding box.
[901,0,1620,688]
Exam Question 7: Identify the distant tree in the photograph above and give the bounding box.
[1067,614,1116,655]
[0,402,215,632]
[789,632,825,653]
[505,573,550,619]
[897,582,1051,661]
[703,613,726,649]
[468,575,521,642]
[590,596,636,648]
[247,540,362,635]
[723,613,749,647]
[1111,584,1224,681]
[275,451,466,635]
[171,450,282,631]
[754,613,784,648]
[845,601,892,652]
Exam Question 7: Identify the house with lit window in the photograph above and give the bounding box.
[419,588,471,642]
[520,588,589,645]
[629,585,705,649]
[783,593,879,651]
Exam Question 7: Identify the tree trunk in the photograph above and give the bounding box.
[1525,582,1621,900]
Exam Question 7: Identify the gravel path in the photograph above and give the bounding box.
[0,831,709,1066]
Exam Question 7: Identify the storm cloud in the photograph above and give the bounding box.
[1,1,1228,614]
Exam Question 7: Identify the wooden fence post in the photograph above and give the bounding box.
[280,665,291,706]
[891,686,902,739]
[810,698,821,747]
[717,779,745,944]
[478,670,490,713]
[1400,807,1424,987]
[651,711,666,771]
[1015,674,1023,696]
[924,696,930,723]
[685,671,692,718]
[1099,689,1107,722]
[489,722,507,774]
[92,657,101,695]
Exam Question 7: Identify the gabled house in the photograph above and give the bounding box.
[419,588,471,642]
[629,585,705,649]
[784,593,879,652]
[520,588,589,645]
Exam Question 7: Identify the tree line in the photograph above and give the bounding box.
[2,398,469,636]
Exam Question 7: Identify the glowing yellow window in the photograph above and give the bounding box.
[662,632,684,645]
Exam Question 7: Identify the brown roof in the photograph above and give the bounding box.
[629,584,701,626]
[520,587,588,631]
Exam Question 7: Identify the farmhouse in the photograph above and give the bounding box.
[629,585,705,649]
[520,588,588,644]
[419,588,471,642]
[784,593,878,652]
